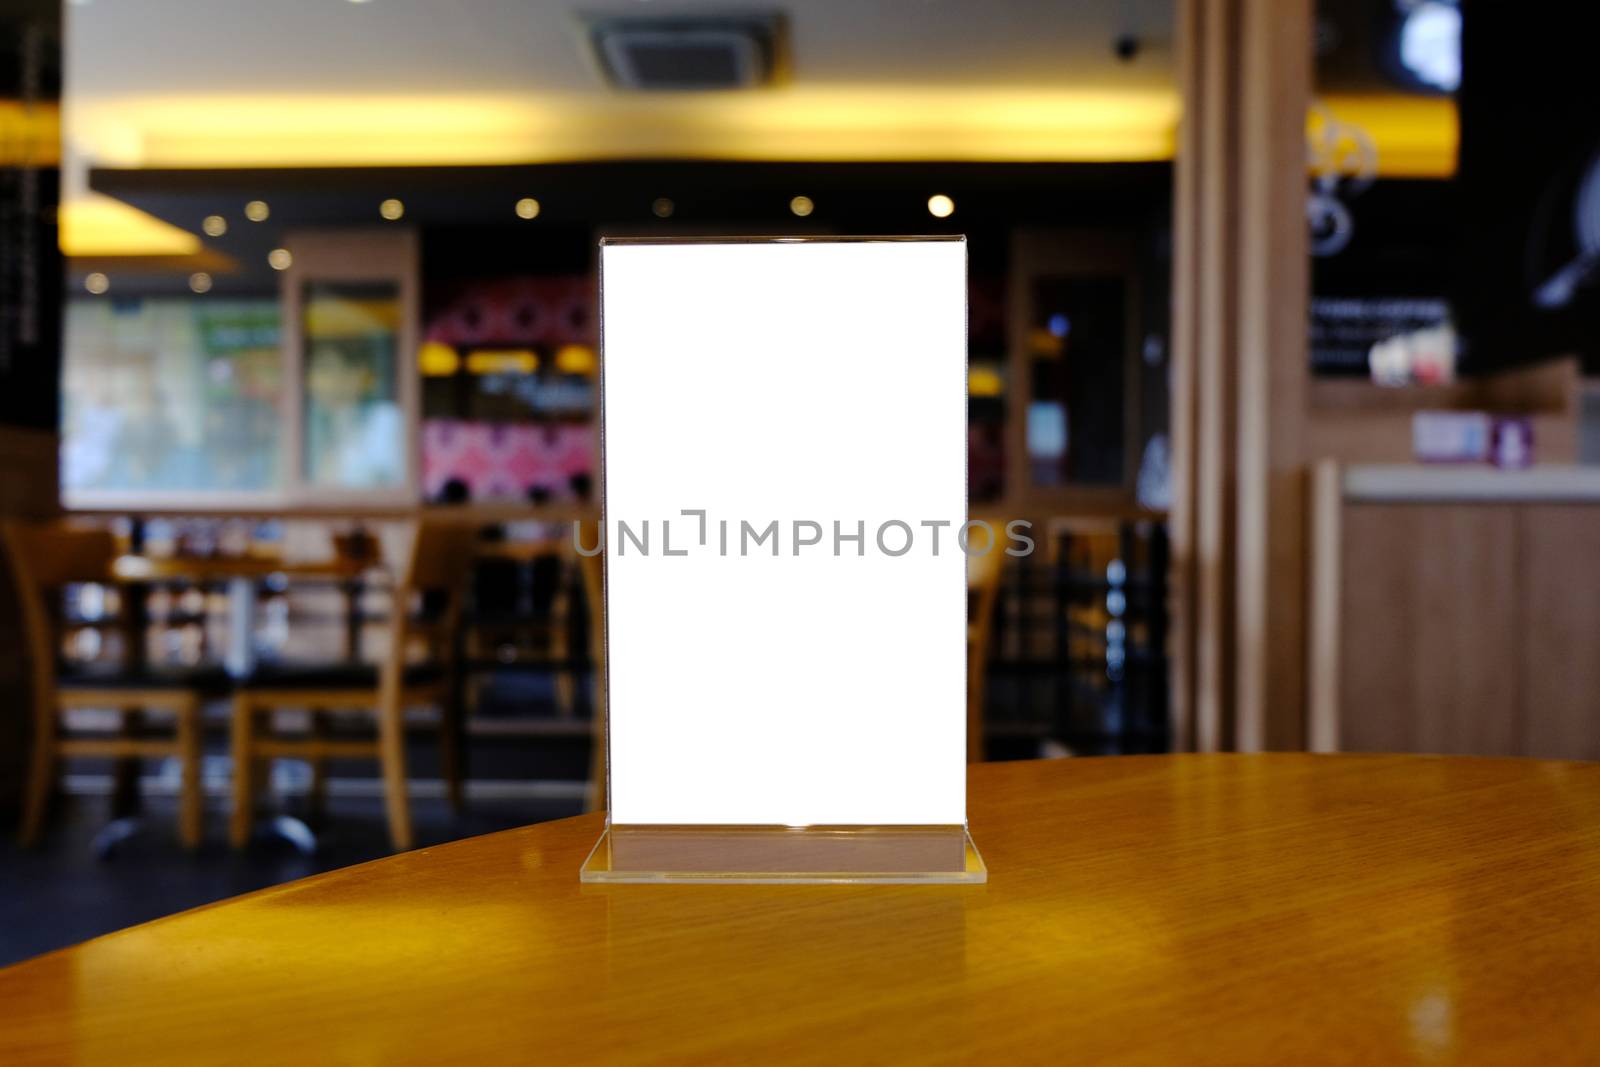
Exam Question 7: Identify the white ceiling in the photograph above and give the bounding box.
[67,0,1176,99]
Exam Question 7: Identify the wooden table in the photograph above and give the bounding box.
[111,553,379,674]
[2,754,1596,1065]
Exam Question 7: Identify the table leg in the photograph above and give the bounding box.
[225,577,257,678]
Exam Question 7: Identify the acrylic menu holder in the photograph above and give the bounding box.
[581,236,985,885]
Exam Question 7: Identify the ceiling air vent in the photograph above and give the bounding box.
[586,13,785,91]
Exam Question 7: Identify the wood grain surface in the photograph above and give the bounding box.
[2,754,1597,1065]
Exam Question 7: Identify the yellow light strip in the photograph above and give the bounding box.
[0,101,60,166]
[466,349,539,375]
[59,87,1456,258]
[1314,93,1457,179]
[59,194,201,258]
[69,87,1181,167]
[68,88,1456,175]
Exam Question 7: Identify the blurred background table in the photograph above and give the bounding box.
[111,552,379,675]
[2,754,1596,1065]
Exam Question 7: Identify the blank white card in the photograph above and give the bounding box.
[601,239,967,826]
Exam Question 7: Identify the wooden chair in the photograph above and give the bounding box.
[576,542,606,813]
[229,520,479,852]
[3,520,229,849]
[967,541,1007,763]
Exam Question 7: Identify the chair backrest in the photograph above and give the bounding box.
[377,519,481,688]
[966,525,1008,764]
[1,521,118,700]
[399,519,482,595]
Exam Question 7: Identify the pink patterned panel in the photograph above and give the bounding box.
[422,420,596,501]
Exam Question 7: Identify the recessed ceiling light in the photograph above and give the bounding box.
[84,272,109,294]
[927,194,955,219]
[379,198,405,220]
[516,197,541,220]
[652,197,674,219]
[268,248,293,271]
[244,200,270,222]
[202,215,227,237]
[189,272,213,294]
[789,195,814,217]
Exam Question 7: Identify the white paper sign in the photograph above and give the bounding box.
[601,238,967,827]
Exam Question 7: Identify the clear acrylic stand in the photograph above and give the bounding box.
[580,823,986,884]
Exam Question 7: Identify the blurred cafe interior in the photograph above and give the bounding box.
[3,0,1599,963]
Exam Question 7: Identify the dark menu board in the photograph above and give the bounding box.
[0,1,61,431]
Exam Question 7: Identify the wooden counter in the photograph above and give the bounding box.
[1310,461,1600,758]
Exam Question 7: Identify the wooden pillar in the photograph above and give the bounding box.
[1171,0,1311,751]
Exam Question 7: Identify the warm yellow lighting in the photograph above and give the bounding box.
[554,344,597,376]
[244,200,270,222]
[267,248,292,271]
[62,87,1454,176]
[305,297,400,336]
[466,349,539,375]
[379,198,405,221]
[968,365,1004,398]
[0,101,60,166]
[1312,94,1458,179]
[789,195,814,217]
[927,194,955,219]
[652,197,674,219]
[418,341,460,377]
[188,272,213,294]
[66,88,1182,167]
[201,214,227,237]
[515,197,541,219]
[83,272,109,295]
[59,195,202,257]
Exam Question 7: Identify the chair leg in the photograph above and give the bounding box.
[437,701,464,816]
[229,694,255,848]
[308,711,328,822]
[176,697,203,850]
[378,692,414,851]
[111,707,144,819]
[19,699,56,847]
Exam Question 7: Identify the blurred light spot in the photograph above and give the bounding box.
[201,214,227,237]
[84,272,109,294]
[188,272,213,294]
[1048,313,1071,338]
[1400,2,1461,92]
[418,342,460,377]
[789,195,814,217]
[968,365,1004,397]
[268,248,292,271]
[927,193,955,218]
[652,197,674,218]
[555,344,597,376]
[515,197,541,219]
[379,198,404,220]
[244,200,270,222]
[467,349,538,375]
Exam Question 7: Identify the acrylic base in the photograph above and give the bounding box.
[579,824,987,884]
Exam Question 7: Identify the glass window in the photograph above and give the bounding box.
[301,281,406,490]
[61,297,283,494]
